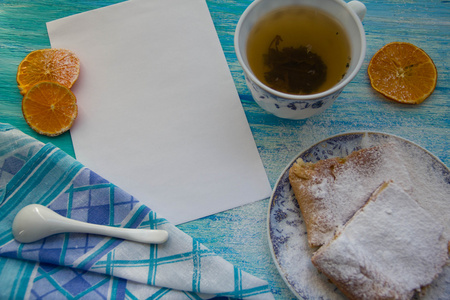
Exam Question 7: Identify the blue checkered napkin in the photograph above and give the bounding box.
[0,124,274,299]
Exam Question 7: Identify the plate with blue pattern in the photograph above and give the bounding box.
[267,132,450,299]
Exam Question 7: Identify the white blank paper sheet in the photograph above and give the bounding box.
[47,0,272,224]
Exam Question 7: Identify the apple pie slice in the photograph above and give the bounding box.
[311,181,448,300]
[288,144,412,247]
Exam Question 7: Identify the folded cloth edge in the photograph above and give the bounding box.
[0,123,274,299]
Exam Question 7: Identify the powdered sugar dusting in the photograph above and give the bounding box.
[312,182,448,299]
[269,132,450,299]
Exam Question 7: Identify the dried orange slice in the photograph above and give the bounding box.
[17,48,80,95]
[368,42,437,104]
[22,81,78,136]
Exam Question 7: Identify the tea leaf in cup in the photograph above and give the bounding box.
[263,35,327,94]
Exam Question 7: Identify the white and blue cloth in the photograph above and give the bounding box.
[0,123,273,299]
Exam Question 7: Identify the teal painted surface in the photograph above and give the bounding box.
[0,0,449,298]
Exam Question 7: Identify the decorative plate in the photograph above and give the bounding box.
[267,131,450,299]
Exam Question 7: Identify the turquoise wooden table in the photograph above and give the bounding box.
[0,0,449,298]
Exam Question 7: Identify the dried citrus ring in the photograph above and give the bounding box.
[368,42,437,104]
[22,81,78,137]
[17,48,80,95]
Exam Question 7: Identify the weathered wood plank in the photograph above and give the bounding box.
[1,0,448,298]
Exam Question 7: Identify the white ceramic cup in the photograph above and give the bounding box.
[235,0,366,120]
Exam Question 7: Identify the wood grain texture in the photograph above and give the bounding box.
[1,0,449,298]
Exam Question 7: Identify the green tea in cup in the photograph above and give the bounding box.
[246,5,351,95]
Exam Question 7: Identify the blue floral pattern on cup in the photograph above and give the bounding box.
[235,0,367,120]
[245,76,343,119]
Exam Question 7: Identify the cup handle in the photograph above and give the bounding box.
[347,1,367,21]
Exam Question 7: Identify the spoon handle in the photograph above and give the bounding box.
[59,218,169,244]
[13,204,168,244]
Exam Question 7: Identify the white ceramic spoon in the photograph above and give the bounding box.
[12,204,168,244]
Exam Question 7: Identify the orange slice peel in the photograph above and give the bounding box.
[17,48,80,95]
[368,42,437,104]
[22,81,78,137]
